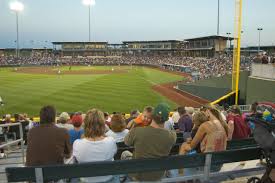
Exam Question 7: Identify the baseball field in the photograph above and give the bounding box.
[0,66,186,116]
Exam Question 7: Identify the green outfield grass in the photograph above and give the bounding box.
[0,66,184,116]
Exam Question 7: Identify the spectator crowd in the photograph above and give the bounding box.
[0,53,261,81]
[0,101,272,182]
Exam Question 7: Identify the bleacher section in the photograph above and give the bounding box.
[1,124,261,183]
[6,147,263,183]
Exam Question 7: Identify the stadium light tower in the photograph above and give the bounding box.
[217,0,220,36]
[257,28,263,53]
[226,32,231,48]
[82,0,96,42]
[10,1,24,59]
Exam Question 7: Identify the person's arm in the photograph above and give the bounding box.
[227,115,234,140]
[64,131,72,158]
[124,128,136,146]
[227,121,234,140]
[179,124,207,154]
[171,131,177,144]
[189,124,207,149]
[126,120,134,129]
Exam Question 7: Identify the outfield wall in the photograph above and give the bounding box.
[246,77,275,104]
[178,71,249,104]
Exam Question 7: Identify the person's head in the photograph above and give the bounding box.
[40,105,56,125]
[19,114,25,121]
[84,109,105,138]
[152,103,170,125]
[23,113,28,119]
[130,110,140,118]
[142,106,153,122]
[5,114,11,121]
[250,102,258,114]
[178,106,186,116]
[104,112,109,120]
[223,103,230,111]
[72,114,83,128]
[59,112,70,124]
[229,105,242,116]
[110,114,126,133]
[192,111,209,129]
[14,114,20,121]
[200,104,228,136]
[185,107,195,116]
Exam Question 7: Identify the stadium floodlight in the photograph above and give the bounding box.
[82,0,96,42]
[82,0,96,6]
[10,1,24,12]
[10,1,24,59]
[217,0,220,36]
[257,28,263,53]
[226,32,231,49]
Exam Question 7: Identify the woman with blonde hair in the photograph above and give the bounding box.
[180,104,228,155]
[73,109,118,183]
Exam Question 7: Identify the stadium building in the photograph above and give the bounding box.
[52,40,183,57]
[184,35,234,57]
[122,40,183,56]
[3,36,275,58]
[52,42,109,57]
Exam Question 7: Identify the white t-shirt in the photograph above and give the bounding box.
[164,117,174,130]
[105,129,129,142]
[73,137,117,183]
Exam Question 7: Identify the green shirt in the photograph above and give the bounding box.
[124,126,176,181]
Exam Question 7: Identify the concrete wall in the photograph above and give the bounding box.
[246,77,275,104]
[251,63,275,79]
[215,39,227,52]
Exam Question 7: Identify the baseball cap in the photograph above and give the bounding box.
[71,114,83,127]
[153,103,170,122]
[59,112,70,121]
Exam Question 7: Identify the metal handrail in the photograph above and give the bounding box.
[239,104,251,112]
[0,123,25,164]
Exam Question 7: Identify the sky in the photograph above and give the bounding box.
[0,0,275,48]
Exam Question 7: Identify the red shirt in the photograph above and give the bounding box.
[227,114,250,139]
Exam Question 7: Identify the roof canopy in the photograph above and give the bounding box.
[123,40,182,44]
[52,42,108,45]
[185,35,234,41]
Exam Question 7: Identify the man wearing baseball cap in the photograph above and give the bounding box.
[56,112,73,131]
[124,103,176,181]
[68,114,84,145]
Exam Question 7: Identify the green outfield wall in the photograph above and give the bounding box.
[178,71,250,104]
[246,77,275,104]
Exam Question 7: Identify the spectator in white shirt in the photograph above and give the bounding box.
[106,114,129,142]
[73,109,118,183]
[171,109,180,124]
[164,117,175,131]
